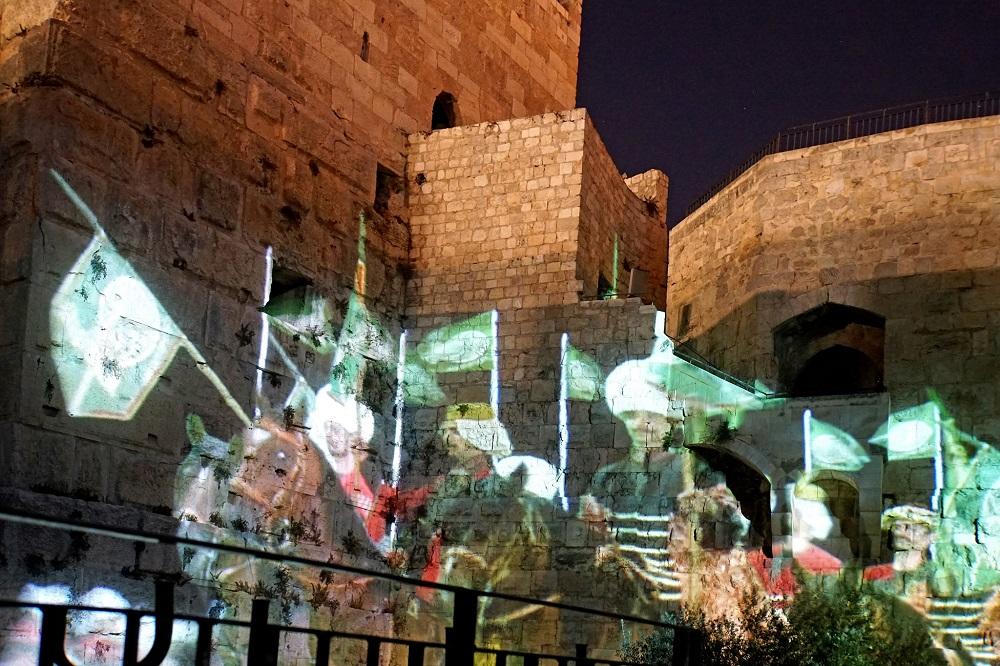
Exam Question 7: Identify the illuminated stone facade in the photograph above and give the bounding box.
[1,0,1000,663]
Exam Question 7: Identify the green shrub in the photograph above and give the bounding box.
[619,579,947,666]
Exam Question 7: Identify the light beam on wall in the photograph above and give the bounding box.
[612,233,620,295]
[932,402,943,512]
[803,408,813,475]
[254,245,273,420]
[490,309,500,415]
[390,330,407,546]
[558,332,570,511]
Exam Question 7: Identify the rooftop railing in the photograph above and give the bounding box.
[684,90,1000,218]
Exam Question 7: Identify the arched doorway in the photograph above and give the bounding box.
[808,473,861,560]
[691,446,774,556]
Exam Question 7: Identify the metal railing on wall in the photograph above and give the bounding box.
[685,90,1000,218]
[0,510,702,666]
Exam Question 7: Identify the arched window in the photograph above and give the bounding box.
[431,92,458,130]
[774,303,885,397]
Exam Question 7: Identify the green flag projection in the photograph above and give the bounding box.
[869,402,941,461]
[806,412,871,472]
[415,310,495,373]
[565,343,603,401]
[402,358,447,405]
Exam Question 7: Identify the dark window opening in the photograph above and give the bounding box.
[431,92,458,130]
[793,345,882,397]
[597,273,615,299]
[676,303,692,336]
[360,32,370,62]
[692,447,773,557]
[261,264,314,316]
[774,303,885,397]
[374,164,403,216]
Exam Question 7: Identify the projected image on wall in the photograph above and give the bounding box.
[9,169,1000,665]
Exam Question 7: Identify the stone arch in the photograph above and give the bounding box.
[691,438,783,556]
[801,469,862,560]
[697,436,782,490]
[773,302,885,396]
[431,91,459,130]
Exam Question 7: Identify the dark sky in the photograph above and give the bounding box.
[577,1,1000,225]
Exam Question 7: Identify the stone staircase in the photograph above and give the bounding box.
[927,594,999,664]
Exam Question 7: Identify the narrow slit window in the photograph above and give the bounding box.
[360,32,370,62]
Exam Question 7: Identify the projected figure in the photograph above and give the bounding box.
[582,359,693,610]
[413,404,564,646]
[303,384,433,553]
[864,506,937,598]
[435,403,562,501]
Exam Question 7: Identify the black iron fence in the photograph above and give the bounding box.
[685,90,1000,217]
[0,510,702,666]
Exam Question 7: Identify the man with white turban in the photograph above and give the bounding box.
[582,358,704,612]
[588,358,691,504]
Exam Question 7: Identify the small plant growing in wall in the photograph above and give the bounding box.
[286,510,323,547]
[208,512,227,528]
[213,462,233,484]
[340,530,362,557]
[308,582,341,614]
[709,420,736,444]
[89,251,108,283]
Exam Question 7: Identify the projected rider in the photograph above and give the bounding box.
[401,403,566,648]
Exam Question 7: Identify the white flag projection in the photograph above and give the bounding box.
[869,401,940,460]
[47,171,248,425]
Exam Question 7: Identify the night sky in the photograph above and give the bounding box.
[577,1,1000,225]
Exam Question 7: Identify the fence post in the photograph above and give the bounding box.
[194,618,215,666]
[671,626,703,666]
[38,605,72,666]
[444,589,478,666]
[129,580,175,666]
[247,598,280,666]
[575,643,591,666]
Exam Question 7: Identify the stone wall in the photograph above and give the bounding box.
[579,115,668,307]
[667,115,1000,509]
[406,108,667,316]
[668,116,1000,388]
[0,0,587,503]
[407,109,587,314]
